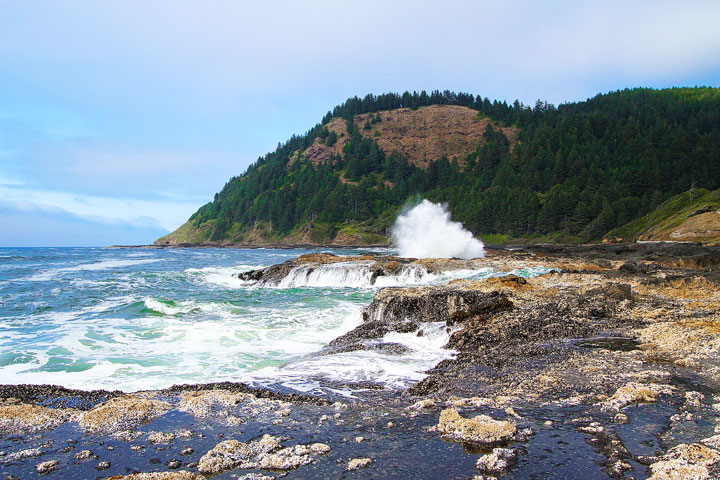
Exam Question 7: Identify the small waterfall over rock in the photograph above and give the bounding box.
[277,263,376,288]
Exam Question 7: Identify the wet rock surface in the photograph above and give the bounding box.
[2,243,720,479]
[647,443,720,480]
[234,252,489,286]
[77,396,170,434]
[436,408,516,445]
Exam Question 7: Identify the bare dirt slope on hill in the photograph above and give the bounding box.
[294,104,518,168]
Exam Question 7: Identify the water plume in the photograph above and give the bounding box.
[391,200,485,259]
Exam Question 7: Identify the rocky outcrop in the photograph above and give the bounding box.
[105,473,204,480]
[35,460,58,474]
[436,408,516,445]
[235,253,489,287]
[647,443,720,480]
[324,282,513,355]
[476,447,518,474]
[235,253,408,286]
[599,382,675,412]
[0,402,78,435]
[197,434,330,475]
[362,285,513,325]
[77,396,170,434]
[404,276,641,397]
[347,457,373,470]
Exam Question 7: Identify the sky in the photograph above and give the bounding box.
[0,0,719,246]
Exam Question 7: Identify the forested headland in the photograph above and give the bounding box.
[156,87,720,246]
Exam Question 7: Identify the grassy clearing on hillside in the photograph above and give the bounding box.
[606,188,720,242]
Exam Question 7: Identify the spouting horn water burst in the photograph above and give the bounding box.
[391,200,485,259]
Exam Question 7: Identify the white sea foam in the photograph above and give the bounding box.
[23,258,163,281]
[392,200,485,259]
[0,294,365,391]
[277,263,375,288]
[185,265,261,288]
[63,258,163,271]
[246,320,455,390]
[272,263,494,289]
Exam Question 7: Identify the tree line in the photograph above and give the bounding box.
[189,87,720,242]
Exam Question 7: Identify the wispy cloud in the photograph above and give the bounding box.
[0,200,168,247]
[0,187,199,232]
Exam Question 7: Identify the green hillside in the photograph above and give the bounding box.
[605,188,720,243]
[156,87,720,246]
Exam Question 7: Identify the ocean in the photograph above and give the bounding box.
[0,247,550,395]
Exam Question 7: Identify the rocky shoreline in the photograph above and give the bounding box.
[2,243,720,479]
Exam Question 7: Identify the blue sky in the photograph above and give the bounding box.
[1,0,719,246]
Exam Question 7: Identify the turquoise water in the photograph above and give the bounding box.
[0,247,550,394]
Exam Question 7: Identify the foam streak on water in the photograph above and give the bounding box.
[0,247,551,393]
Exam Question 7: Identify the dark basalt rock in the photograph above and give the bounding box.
[618,260,657,274]
[405,278,641,397]
[0,384,124,410]
[324,288,513,356]
[362,288,513,326]
[321,341,412,356]
[162,381,330,406]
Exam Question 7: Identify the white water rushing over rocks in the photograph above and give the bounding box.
[392,200,485,259]
[0,247,550,396]
[275,262,491,289]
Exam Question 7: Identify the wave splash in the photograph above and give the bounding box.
[274,263,491,289]
[392,200,485,260]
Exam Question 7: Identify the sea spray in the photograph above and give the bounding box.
[391,200,485,259]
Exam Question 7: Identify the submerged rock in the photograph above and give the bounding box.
[78,396,169,434]
[436,408,516,444]
[1,447,44,463]
[258,446,313,470]
[147,431,176,444]
[236,474,275,480]
[647,443,720,480]
[113,430,144,442]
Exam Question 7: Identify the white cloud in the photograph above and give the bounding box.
[0,199,168,247]
[0,186,198,232]
[1,1,718,107]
